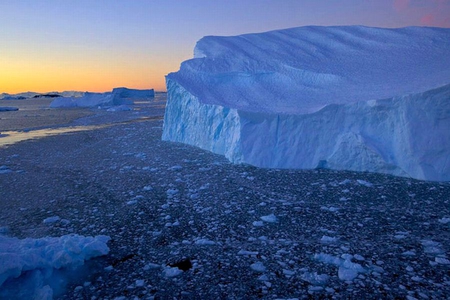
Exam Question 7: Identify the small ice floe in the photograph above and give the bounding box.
[402,250,416,256]
[238,250,259,256]
[435,257,450,265]
[143,263,161,270]
[168,165,182,171]
[0,166,12,174]
[133,280,145,287]
[189,193,200,200]
[301,271,329,286]
[252,221,264,227]
[194,238,215,246]
[320,235,338,243]
[257,274,269,281]
[163,267,183,278]
[438,217,450,224]
[314,253,367,281]
[339,179,351,185]
[353,254,365,261]
[43,216,60,224]
[260,214,277,223]
[421,240,445,255]
[394,234,407,240]
[356,179,373,187]
[320,206,339,212]
[106,105,132,112]
[198,167,211,172]
[166,189,179,196]
[283,269,295,277]
[308,286,324,293]
[250,262,266,273]
[104,265,114,271]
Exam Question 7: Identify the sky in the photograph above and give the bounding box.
[1,0,449,93]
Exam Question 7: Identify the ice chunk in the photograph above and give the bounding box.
[238,250,259,256]
[163,267,183,277]
[250,262,266,272]
[0,234,110,298]
[163,26,450,181]
[260,214,277,223]
[314,253,367,281]
[194,239,215,245]
[438,217,450,224]
[301,272,329,285]
[106,105,132,112]
[320,235,338,243]
[0,107,19,111]
[356,180,373,187]
[43,216,60,224]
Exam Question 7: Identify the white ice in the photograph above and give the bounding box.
[314,253,367,281]
[162,26,450,181]
[0,234,110,299]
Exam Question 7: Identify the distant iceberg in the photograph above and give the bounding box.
[0,107,19,111]
[50,87,154,108]
[162,26,450,181]
[111,87,155,99]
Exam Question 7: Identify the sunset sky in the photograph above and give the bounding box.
[1,0,449,94]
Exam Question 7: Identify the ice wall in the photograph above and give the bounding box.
[162,26,450,181]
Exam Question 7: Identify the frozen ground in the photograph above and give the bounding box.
[0,94,449,299]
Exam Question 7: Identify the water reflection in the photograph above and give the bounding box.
[0,115,163,148]
[0,125,108,148]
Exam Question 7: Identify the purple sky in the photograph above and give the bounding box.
[1,0,449,93]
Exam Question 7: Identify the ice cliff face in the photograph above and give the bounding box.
[162,26,450,181]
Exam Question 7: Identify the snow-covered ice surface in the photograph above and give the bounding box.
[50,87,155,108]
[1,93,450,299]
[163,26,450,181]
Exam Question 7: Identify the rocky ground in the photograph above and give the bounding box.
[0,95,449,299]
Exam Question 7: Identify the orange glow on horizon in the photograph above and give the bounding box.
[0,64,170,94]
[0,47,182,94]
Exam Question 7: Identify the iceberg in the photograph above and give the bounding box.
[111,87,155,99]
[0,234,110,299]
[50,87,154,108]
[162,26,450,181]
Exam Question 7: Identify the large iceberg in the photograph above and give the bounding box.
[50,87,154,108]
[162,26,450,181]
